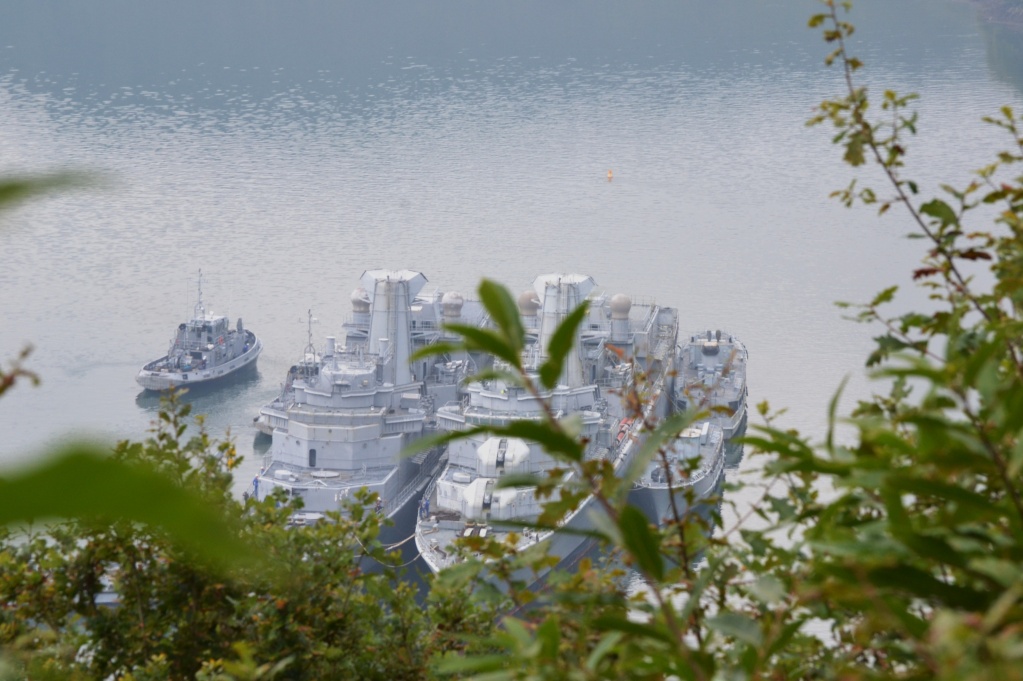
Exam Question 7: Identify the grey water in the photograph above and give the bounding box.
[1,0,1021,519]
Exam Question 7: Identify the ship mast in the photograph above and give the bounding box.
[193,269,205,320]
[304,308,316,357]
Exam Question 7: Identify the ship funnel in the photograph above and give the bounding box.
[325,336,336,357]
[360,269,427,385]
[532,273,595,388]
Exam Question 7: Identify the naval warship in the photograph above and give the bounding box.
[675,330,748,440]
[249,270,489,544]
[414,274,679,588]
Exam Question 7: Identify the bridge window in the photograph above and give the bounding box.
[309,448,317,467]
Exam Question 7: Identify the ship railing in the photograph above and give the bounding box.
[382,416,424,436]
[287,409,384,426]
[595,375,634,390]
[341,314,371,329]
[652,338,673,363]
[624,294,657,310]
[436,417,470,432]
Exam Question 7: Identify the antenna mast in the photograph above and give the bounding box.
[193,269,205,319]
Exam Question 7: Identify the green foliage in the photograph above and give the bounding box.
[8,1,1023,678]
[0,173,88,210]
[0,396,498,680]
[0,444,256,572]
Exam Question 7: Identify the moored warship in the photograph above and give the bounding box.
[675,330,748,440]
[628,330,749,528]
[630,421,726,527]
[249,270,488,542]
[414,274,678,587]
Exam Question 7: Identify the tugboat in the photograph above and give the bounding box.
[136,271,262,391]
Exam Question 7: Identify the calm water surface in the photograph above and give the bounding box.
[1,1,1021,512]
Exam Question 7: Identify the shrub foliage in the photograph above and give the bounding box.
[5,2,1023,678]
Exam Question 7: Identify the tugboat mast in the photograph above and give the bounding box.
[194,269,205,320]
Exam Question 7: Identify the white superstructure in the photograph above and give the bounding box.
[415,273,679,586]
[250,270,488,534]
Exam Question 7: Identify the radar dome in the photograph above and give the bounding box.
[351,287,371,314]
[610,293,632,319]
[518,290,541,315]
[441,291,465,318]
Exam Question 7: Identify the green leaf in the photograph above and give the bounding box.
[478,279,525,357]
[764,619,808,659]
[434,323,522,368]
[919,199,958,226]
[844,131,867,166]
[870,286,899,307]
[539,301,589,390]
[0,445,255,572]
[585,632,624,672]
[747,575,787,604]
[401,428,472,458]
[707,612,763,647]
[591,614,674,644]
[537,616,561,659]
[501,616,533,646]
[0,173,89,210]
[888,476,1002,521]
[617,505,664,581]
[494,420,585,462]
[487,516,608,542]
[435,653,510,675]
[868,565,989,610]
[1009,438,1023,478]
[493,472,544,489]
[969,557,1019,588]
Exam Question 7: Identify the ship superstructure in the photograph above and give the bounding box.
[252,270,487,532]
[415,274,679,585]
